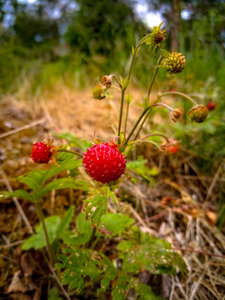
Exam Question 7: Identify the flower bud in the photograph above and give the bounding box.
[102,75,112,88]
[153,29,166,46]
[171,108,183,122]
[93,85,106,100]
[162,51,186,74]
[189,105,208,123]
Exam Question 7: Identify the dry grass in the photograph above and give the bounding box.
[0,88,224,299]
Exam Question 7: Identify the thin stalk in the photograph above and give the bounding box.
[85,228,96,249]
[112,75,122,89]
[133,108,152,141]
[120,105,153,152]
[117,89,125,141]
[139,133,169,143]
[134,56,162,140]
[127,35,149,82]
[35,202,54,267]
[159,91,198,105]
[117,35,149,141]
[124,101,130,138]
[146,55,163,104]
[58,149,83,158]
[153,102,173,111]
[43,252,71,300]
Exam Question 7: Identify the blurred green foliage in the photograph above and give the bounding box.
[0,0,224,96]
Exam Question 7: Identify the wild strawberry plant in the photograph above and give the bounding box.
[1,22,209,299]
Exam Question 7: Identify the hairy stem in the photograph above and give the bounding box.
[158,91,198,105]
[112,75,122,89]
[153,102,173,111]
[146,55,163,105]
[133,108,152,141]
[124,101,130,138]
[117,35,149,141]
[139,133,169,143]
[120,105,153,152]
[118,89,125,141]
[35,202,54,267]
[127,36,149,82]
[135,56,162,140]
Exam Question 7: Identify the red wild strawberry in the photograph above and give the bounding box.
[82,143,126,184]
[161,138,179,154]
[31,142,52,164]
[168,144,179,154]
[206,102,216,111]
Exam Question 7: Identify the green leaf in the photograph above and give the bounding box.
[125,93,132,104]
[112,275,130,300]
[57,248,117,294]
[48,287,63,300]
[39,178,89,198]
[107,189,121,211]
[55,132,92,151]
[84,192,108,228]
[56,206,75,239]
[0,190,32,201]
[118,231,187,277]
[22,206,75,250]
[22,216,61,250]
[122,77,129,91]
[17,152,82,201]
[68,213,92,245]
[100,213,134,236]
[126,156,159,183]
[112,274,164,300]
[132,280,164,300]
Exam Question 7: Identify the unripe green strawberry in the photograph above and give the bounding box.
[153,29,166,46]
[83,143,126,184]
[93,85,106,100]
[189,105,208,123]
[162,51,186,74]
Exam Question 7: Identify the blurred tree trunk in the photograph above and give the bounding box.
[170,0,180,50]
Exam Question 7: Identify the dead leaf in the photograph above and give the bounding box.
[20,252,36,277]
[8,293,32,300]
[8,271,28,294]
[160,196,177,206]
[205,211,217,226]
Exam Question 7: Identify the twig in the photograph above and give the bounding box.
[172,248,225,259]
[0,168,34,234]
[121,202,158,237]
[0,118,46,139]
[189,267,206,300]
[44,252,71,300]
[35,202,54,267]
[41,102,61,133]
[205,159,224,202]
[2,239,26,249]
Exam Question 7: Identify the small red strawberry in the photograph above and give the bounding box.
[207,102,216,111]
[31,142,52,163]
[162,138,179,154]
[82,143,126,184]
[168,144,179,154]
